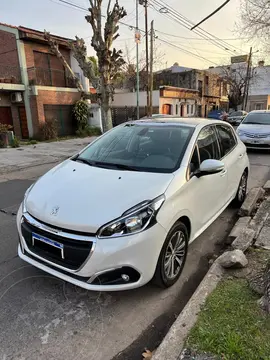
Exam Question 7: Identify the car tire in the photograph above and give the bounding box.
[232,170,248,207]
[153,221,189,288]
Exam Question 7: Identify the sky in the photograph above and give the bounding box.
[1,0,263,70]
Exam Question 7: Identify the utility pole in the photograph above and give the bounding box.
[135,0,140,119]
[243,47,252,111]
[149,20,154,117]
[140,0,150,116]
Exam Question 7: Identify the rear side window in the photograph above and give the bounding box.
[216,125,236,157]
[197,126,220,162]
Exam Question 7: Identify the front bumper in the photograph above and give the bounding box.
[17,205,167,291]
[238,135,270,149]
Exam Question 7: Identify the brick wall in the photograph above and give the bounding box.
[0,92,22,137]
[30,89,80,137]
[24,41,71,69]
[0,29,21,82]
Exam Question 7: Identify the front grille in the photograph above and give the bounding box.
[21,219,93,270]
[243,132,270,139]
[244,142,270,148]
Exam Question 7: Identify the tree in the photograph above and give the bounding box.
[88,56,99,77]
[240,0,270,45]
[219,64,257,110]
[115,44,165,91]
[71,0,127,132]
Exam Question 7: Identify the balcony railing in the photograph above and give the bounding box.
[0,65,22,84]
[27,67,77,88]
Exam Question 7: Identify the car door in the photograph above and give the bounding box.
[215,124,243,202]
[187,125,228,235]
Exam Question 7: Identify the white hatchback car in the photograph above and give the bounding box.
[17,118,249,291]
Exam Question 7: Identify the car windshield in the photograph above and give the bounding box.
[74,123,194,173]
[230,111,244,116]
[242,113,270,125]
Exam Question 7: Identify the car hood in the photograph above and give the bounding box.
[238,123,270,134]
[26,160,174,233]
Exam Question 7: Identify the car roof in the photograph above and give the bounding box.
[249,110,270,114]
[129,117,224,128]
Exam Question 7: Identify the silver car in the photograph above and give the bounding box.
[236,110,270,149]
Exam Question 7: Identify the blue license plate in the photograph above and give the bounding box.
[32,232,64,259]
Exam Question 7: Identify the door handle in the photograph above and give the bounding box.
[238,153,244,159]
[220,169,227,177]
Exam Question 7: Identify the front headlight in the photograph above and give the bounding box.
[237,129,243,136]
[22,184,35,213]
[98,195,165,238]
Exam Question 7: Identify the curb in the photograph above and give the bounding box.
[152,262,224,360]
[153,185,268,360]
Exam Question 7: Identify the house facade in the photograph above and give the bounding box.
[155,65,229,117]
[0,23,89,139]
[111,86,199,125]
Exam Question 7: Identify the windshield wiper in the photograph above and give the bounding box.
[73,157,140,171]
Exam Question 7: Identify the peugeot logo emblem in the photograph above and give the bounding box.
[51,206,60,216]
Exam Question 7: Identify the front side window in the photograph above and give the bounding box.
[197,126,220,162]
[75,124,194,173]
[216,125,236,157]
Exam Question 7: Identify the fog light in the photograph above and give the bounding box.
[121,274,130,282]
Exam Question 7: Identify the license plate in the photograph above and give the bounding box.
[32,233,64,259]
[248,139,263,144]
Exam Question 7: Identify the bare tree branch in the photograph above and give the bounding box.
[44,30,84,93]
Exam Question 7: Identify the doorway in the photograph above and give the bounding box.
[0,107,13,127]
[180,104,184,117]
[162,104,172,115]
[18,107,29,139]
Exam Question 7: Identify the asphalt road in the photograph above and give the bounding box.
[0,152,269,360]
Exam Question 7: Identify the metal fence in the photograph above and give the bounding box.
[0,65,22,84]
[112,106,159,126]
[28,67,77,88]
[44,105,76,137]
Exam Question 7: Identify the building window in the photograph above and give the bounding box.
[255,103,263,110]
[187,104,190,114]
[191,104,194,114]
[175,104,178,115]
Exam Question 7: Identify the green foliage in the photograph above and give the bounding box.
[73,100,89,130]
[76,125,101,138]
[88,56,99,76]
[40,118,58,140]
[186,278,270,360]
[0,123,12,134]
[27,139,38,145]
[11,136,20,148]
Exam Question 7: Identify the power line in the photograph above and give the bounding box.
[191,0,231,30]
[150,0,242,54]
[51,0,222,66]
[154,30,249,41]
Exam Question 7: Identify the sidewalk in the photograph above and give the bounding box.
[0,137,96,174]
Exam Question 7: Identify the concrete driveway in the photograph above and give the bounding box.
[0,151,269,360]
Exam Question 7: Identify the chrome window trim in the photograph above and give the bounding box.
[21,213,96,274]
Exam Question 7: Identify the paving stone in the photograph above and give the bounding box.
[249,198,270,239]
[239,187,265,217]
[228,216,251,241]
[263,180,270,195]
[232,228,255,252]
[255,226,270,250]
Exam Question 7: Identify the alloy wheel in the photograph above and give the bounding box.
[164,230,186,279]
[238,173,247,203]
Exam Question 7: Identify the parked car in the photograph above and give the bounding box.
[236,110,270,149]
[227,110,248,126]
[18,118,249,291]
[207,110,228,121]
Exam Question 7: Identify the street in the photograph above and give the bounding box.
[0,151,269,360]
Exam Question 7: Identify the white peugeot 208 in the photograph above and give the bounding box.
[17,118,249,291]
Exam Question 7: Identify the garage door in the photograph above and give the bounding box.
[0,107,13,127]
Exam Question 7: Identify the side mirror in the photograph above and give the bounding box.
[195,159,225,177]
